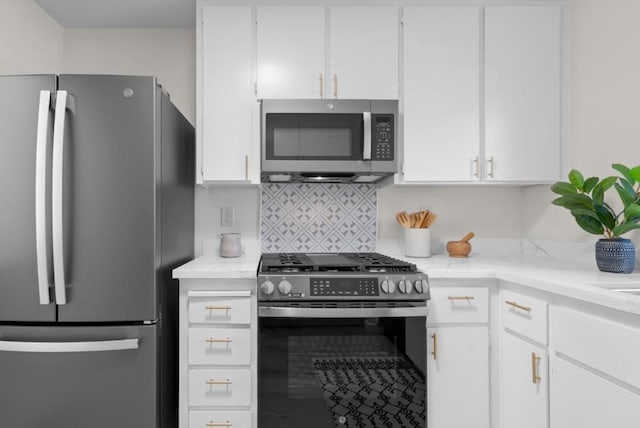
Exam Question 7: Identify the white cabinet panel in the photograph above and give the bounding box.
[188,295,252,325]
[502,289,548,346]
[427,326,489,428]
[550,355,640,428]
[200,6,255,183]
[189,410,252,428]
[257,6,325,99]
[501,332,548,428]
[329,6,398,99]
[428,286,488,324]
[189,328,251,366]
[188,369,252,407]
[403,6,480,182]
[484,5,562,182]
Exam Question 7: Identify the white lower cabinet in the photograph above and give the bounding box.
[501,332,548,428]
[549,306,640,428]
[427,326,490,428]
[179,281,256,428]
[549,355,640,428]
[427,283,490,428]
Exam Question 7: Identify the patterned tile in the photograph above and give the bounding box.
[261,183,377,253]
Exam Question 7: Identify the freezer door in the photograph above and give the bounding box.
[0,75,57,322]
[0,324,158,427]
[55,75,158,322]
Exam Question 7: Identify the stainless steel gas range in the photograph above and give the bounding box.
[257,253,430,428]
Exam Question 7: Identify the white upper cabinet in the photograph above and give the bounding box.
[484,5,563,182]
[199,5,256,183]
[256,6,325,99]
[256,5,398,99]
[402,4,564,183]
[403,6,480,182]
[329,6,399,99]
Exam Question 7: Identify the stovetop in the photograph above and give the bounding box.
[259,252,418,274]
[258,253,429,301]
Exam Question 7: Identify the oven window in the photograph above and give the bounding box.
[258,316,426,428]
[265,113,364,160]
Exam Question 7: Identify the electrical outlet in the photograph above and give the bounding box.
[221,207,235,227]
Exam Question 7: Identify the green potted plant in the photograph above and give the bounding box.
[551,163,640,273]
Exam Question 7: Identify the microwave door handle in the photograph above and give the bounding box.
[362,112,372,160]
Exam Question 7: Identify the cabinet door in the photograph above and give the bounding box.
[257,6,325,99]
[403,6,480,182]
[201,6,254,182]
[329,6,398,99]
[501,332,548,428]
[427,326,490,428]
[550,355,640,428]
[484,5,562,182]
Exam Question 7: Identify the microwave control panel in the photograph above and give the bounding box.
[371,114,394,161]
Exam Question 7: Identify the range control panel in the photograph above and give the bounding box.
[311,277,379,297]
[371,114,394,161]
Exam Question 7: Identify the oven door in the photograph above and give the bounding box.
[258,302,427,428]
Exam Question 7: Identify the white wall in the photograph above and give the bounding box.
[0,0,63,74]
[524,0,640,248]
[63,29,195,125]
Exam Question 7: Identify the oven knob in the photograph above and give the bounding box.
[381,279,396,294]
[278,280,292,295]
[398,280,412,294]
[414,279,427,294]
[260,280,275,295]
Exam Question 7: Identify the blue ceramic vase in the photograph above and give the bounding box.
[595,238,636,273]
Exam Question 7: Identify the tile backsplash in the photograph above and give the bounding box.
[261,183,377,253]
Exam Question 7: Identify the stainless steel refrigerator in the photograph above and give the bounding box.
[0,74,194,427]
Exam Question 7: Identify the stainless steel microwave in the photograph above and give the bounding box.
[261,99,398,183]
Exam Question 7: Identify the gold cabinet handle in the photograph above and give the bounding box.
[244,155,248,181]
[319,73,324,98]
[205,337,232,344]
[206,421,232,427]
[448,296,475,301]
[333,74,338,98]
[431,332,437,360]
[531,352,541,384]
[206,305,232,311]
[505,300,531,313]
[487,156,495,178]
[473,156,480,178]
[206,379,232,386]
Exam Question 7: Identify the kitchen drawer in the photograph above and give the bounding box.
[501,289,547,345]
[189,293,251,325]
[428,287,489,324]
[188,369,251,407]
[189,328,251,366]
[551,306,640,390]
[189,410,252,428]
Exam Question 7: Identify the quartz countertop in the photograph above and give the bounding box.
[173,239,640,315]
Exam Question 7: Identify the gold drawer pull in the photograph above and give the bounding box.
[505,300,531,313]
[206,379,232,386]
[206,421,232,427]
[206,305,231,311]
[531,352,541,384]
[205,337,232,344]
[431,332,438,360]
[447,296,475,301]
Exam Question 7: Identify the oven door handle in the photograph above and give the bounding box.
[258,304,427,319]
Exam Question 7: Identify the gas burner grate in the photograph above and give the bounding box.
[259,252,417,274]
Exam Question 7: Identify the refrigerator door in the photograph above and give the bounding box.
[0,75,57,322]
[55,75,158,322]
[0,324,158,427]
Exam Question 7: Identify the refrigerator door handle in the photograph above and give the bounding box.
[35,90,52,305]
[0,338,139,353]
[52,90,75,305]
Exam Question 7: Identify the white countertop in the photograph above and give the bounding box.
[173,239,640,315]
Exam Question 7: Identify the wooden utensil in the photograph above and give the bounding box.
[421,211,437,228]
[396,211,411,228]
[446,232,475,257]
